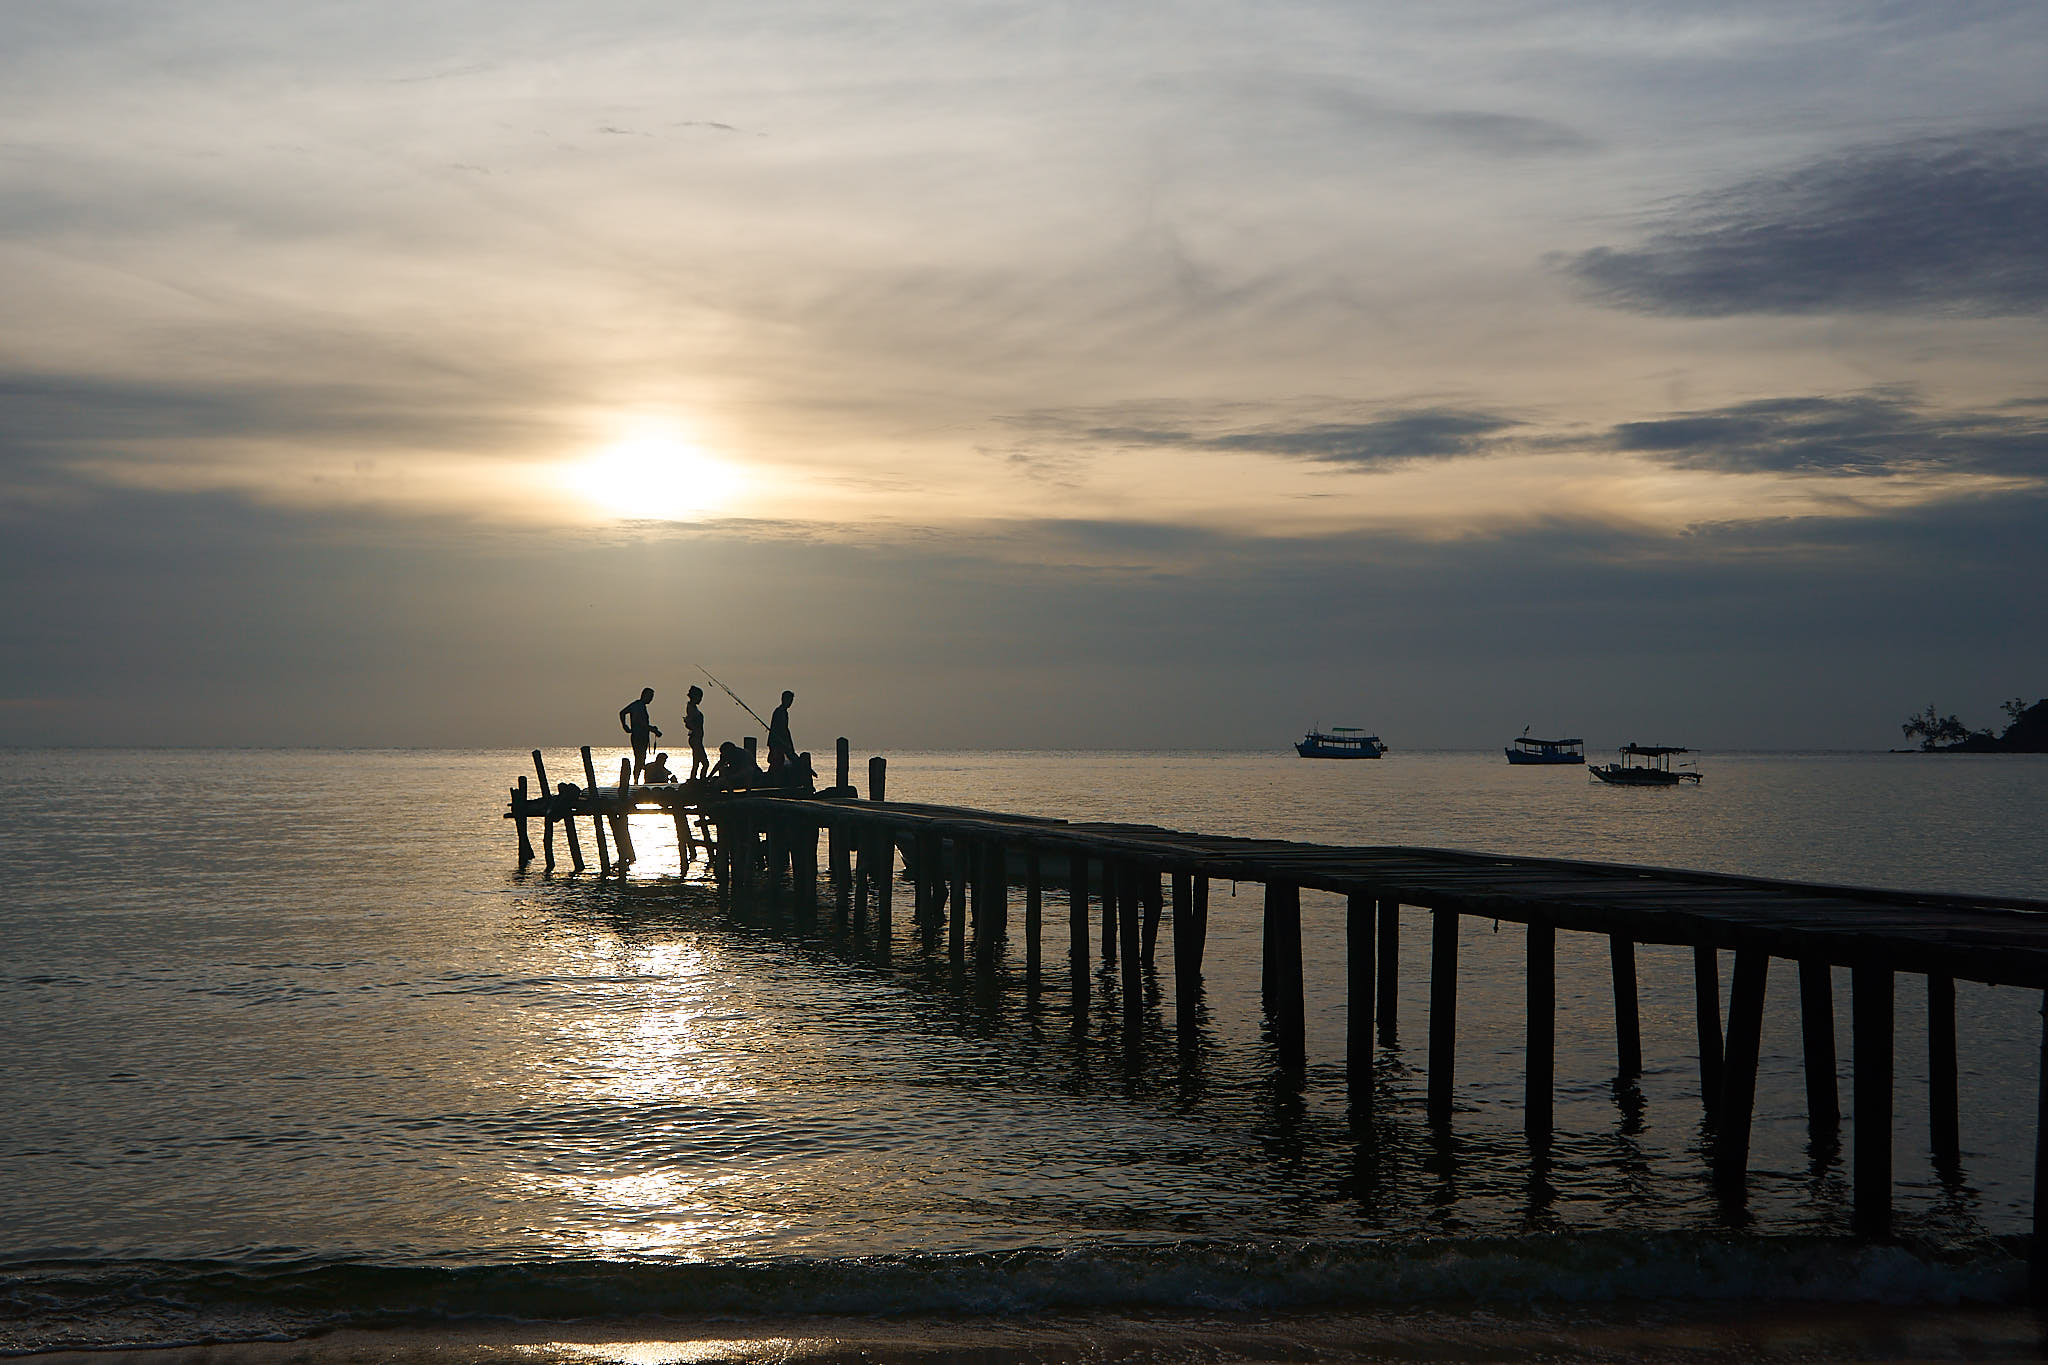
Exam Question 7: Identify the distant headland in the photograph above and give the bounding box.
[1900,696,2048,753]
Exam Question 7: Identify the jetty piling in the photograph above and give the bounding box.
[579,748,612,872]
[1800,959,1841,1131]
[1609,936,1643,1078]
[502,751,2048,1282]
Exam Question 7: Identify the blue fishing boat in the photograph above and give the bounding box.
[1296,727,1388,759]
[1506,729,1585,765]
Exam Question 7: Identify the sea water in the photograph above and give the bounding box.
[3,748,2047,1359]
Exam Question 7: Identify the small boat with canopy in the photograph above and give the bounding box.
[1505,729,1584,765]
[1296,727,1388,759]
[1589,744,1702,785]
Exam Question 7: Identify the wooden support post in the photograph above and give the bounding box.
[1695,946,1724,1122]
[2032,995,2048,1296]
[1173,873,1198,1038]
[1715,950,1770,1200]
[796,819,819,919]
[513,777,535,862]
[869,756,886,802]
[1189,875,1209,977]
[852,830,870,924]
[1928,974,1959,1168]
[1069,853,1090,1011]
[874,831,894,953]
[1140,872,1162,965]
[1267,882,1305,1076]
[1261,879,1276,1007]
[580,748,612,872]
[918,833,934,926]
[532,751,557,871]
[829,819,850,893]
[949,838,967,956]
[966,841,984,941]
[1852,962,1894,1238]
[1377,900,1399,1045]
[1119,863,1143,1043]
[1527,918,1555,1147]
[731,815,752,898]
[1610,935,1642,1078]
[836,737,850,791]
[557,783,585,872]
[918,831,942,927]
[986,842,1008,943]
[1025,849,1042,985]
[1101,860,1118,966]
[1428,906,1458,1127]
[833,819,852,919]
[612,760,636,864]
[757,812,778,903]
[1347,893,1375,1097]
[1799,959,1840,1131]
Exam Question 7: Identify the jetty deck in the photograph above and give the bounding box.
[506,742,2048,1279]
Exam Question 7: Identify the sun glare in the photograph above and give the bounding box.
[567,433,743,522]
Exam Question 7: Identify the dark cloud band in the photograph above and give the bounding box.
[1564,125,2048,317]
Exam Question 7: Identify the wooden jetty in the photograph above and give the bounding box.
[507,741,2048,1280]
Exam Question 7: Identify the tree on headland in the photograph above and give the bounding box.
[1901,696,2047,752]
[1901,704,1977,751]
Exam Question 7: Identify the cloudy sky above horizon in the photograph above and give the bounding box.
[4,1,2045,749]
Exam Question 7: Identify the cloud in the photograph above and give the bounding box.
[1609,390,2048,478]
[1020,405,1524,469]
[0,370,556,474]
[1563,125,2048,316]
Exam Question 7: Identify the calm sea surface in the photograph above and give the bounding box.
[4,747,2047,1358]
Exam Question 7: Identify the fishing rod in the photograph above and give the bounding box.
[697,666,772,732]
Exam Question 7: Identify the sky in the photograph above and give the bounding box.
[3,0,2045,750]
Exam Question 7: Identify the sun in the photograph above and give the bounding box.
[565,432,744,522]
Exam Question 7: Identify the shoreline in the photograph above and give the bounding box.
[16,1303,2048,1365]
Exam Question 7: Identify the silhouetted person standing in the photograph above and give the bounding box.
[767,690,796,772]
[619,687,661,782]
[684,685,709,782]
